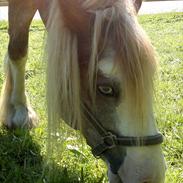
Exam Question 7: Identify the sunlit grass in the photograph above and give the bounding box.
[139,13,183,183]
[0,12,182,183]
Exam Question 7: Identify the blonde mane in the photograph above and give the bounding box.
[86,0,157,123]
[46,0,157,136]
[46,0,81,135]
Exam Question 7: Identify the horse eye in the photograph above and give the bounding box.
[98,86,114,96]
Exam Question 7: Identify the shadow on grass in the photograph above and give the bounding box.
[0,127,85,183]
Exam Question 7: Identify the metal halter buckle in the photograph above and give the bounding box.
[102,132,117,149]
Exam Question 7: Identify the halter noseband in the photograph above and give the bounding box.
[83,104,163,157]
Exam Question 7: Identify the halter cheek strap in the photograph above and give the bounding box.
[83,104,164,157]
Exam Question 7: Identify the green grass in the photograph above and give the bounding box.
[0,12,182,183]
[139,13,183,183]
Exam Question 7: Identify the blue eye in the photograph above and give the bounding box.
[98,86,114,96]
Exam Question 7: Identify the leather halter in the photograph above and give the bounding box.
[83,104,163,157]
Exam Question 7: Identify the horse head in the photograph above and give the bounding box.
[46,0,166,182]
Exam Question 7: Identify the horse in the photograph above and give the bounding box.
[0,0,166,182]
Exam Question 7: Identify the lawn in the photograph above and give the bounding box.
[0,12,182,183]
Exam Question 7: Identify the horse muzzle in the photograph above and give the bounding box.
[107,146,166,183]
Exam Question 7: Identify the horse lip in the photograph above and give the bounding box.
[108,168,124,183]
[102,146,127,174]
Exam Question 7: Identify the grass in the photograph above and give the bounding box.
[139,13,183,183]
[0,12,182,182]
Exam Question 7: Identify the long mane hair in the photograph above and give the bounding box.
[46,0,157,137]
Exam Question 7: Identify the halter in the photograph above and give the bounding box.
[83,104,163,157]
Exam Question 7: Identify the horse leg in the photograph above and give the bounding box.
[0,0,38,128]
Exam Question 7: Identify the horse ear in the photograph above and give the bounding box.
[58,0,92,34]
[133,0,142,13]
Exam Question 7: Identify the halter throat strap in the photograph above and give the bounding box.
[83,104,163,157]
